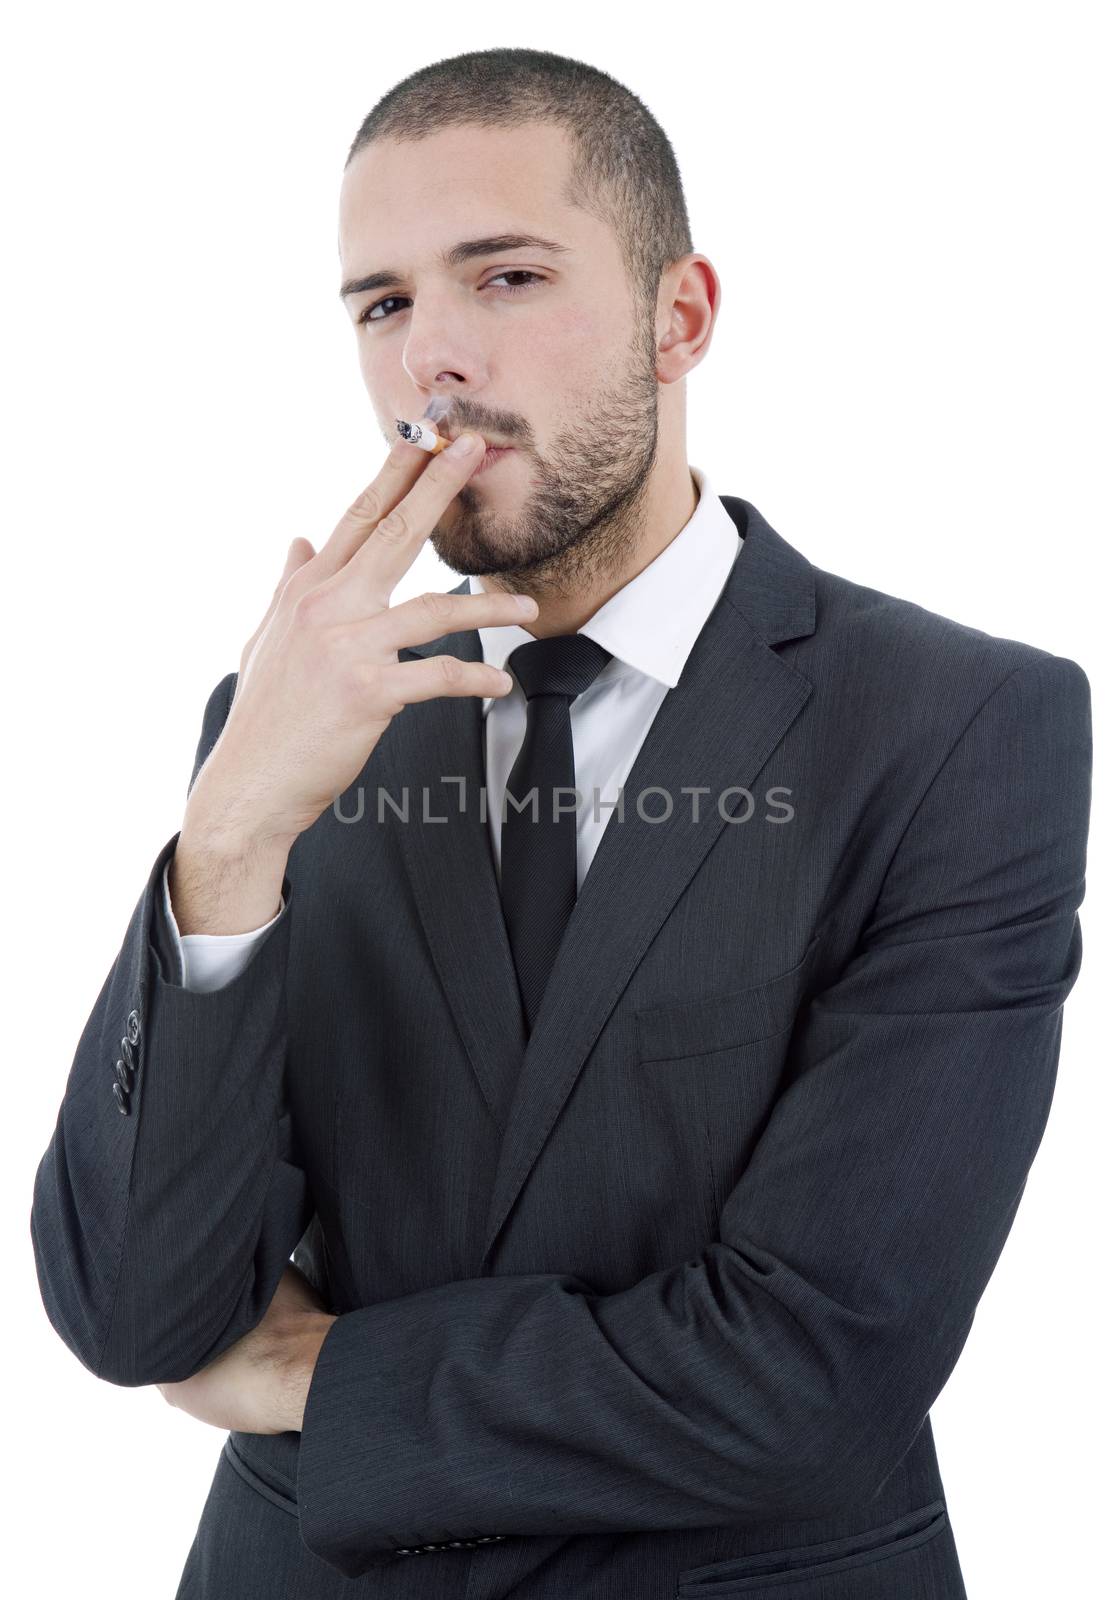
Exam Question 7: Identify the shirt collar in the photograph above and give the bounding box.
[468,463,743,714]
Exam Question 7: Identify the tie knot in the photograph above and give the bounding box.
[505,633,613,704]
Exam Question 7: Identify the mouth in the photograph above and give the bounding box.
[446,428,509,449]
[435,420,517,478]
[466,443,516,479]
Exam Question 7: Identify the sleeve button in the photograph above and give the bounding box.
[112,1082,131,1115]
[126,1010,141,1047]
[114,1059,134,1093]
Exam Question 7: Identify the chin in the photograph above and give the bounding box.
[434,530,533,580]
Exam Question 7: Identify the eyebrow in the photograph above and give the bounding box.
[339,233,573,299]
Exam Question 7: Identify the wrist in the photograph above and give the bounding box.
[170,818,292,937]
[283,1313,337,1433]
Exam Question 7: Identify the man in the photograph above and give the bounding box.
[30,46,1092,1600]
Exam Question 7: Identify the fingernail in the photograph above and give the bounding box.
[516,594,537,612]
[449,432,483,457]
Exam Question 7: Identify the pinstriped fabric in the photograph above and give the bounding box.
[500,633,613,1033]
[30,490,1091,1594]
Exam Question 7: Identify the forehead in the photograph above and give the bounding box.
[338,121,601,268]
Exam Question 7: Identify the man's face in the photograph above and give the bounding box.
[337,121,662,586]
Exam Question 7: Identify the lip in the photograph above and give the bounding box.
[468,445,515,479]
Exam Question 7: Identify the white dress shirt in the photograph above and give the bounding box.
[162,463,743,992]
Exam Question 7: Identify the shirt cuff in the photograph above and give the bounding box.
[160,858,285,993]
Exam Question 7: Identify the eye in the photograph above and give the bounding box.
[357,270,545,326]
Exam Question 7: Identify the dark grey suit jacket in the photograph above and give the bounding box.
[31,495,1092,1598]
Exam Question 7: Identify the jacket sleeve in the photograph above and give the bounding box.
[30,671,311,1387]
[293,654,1092,1578]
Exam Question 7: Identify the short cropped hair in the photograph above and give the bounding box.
[345,47,694,322]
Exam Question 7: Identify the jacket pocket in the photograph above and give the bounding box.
[675,1499,947,1594]
[221,1437,299,1519]
[636,936,820,1064]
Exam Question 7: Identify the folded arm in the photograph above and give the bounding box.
[294,656,1092,1578]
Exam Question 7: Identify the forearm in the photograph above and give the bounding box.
[294,1253,864,1576]
[31,675,310,1388]
[293,663,1091,1579]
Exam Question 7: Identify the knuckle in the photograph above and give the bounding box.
[292,587,329,628]
[281,560,314,599]
[376,507,410,545]
[437,654,464,686]
[417,589,454,622]
[344,657,378,697]
[350,483,386,523]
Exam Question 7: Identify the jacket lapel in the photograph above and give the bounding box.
[383,495,817,1268]
[373,655,530,1135]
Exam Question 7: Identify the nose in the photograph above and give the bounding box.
[401,320,484,397]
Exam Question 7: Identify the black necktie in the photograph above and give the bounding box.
[500,633,613,1033]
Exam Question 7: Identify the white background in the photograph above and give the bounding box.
[7,2,1114,1594]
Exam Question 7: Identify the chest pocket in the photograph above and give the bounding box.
[635,935,820,1065]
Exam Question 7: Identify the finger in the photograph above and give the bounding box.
[313,437,444,582]
[378,654,515,710]
[342,431,487,601]
[280,537,316,587]
[374,588,538,655]
[262,538,316,621]
[239,539,317,683]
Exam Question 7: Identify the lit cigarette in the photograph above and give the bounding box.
[395,394,456,454]
[395,417,452,454]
